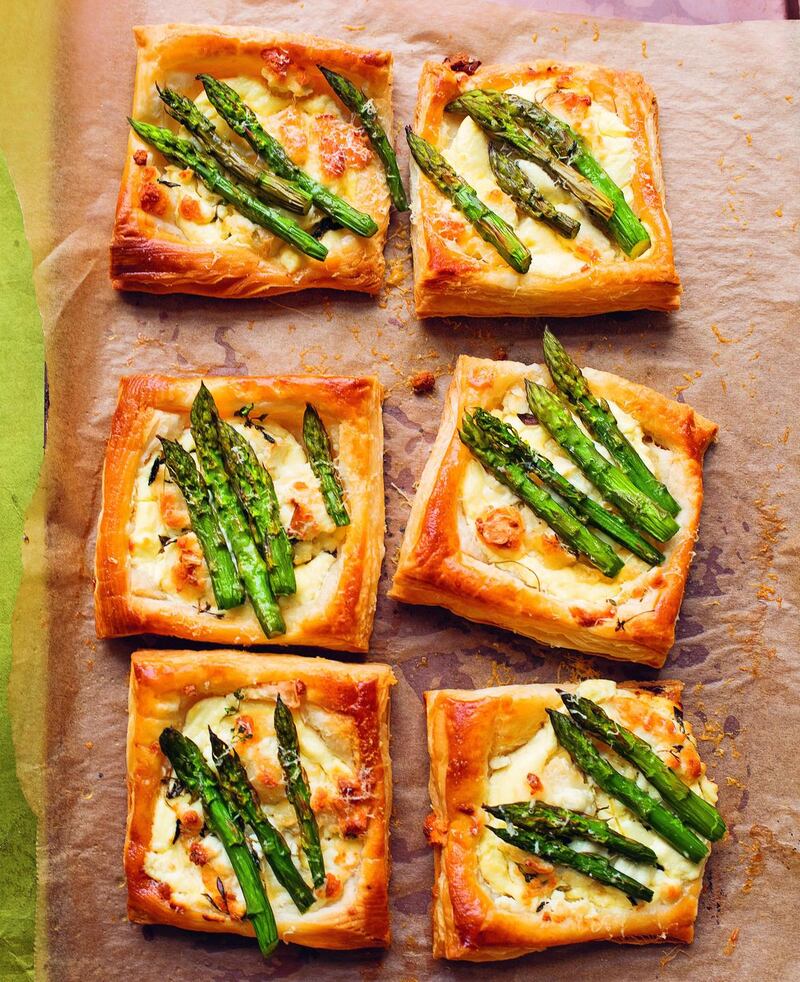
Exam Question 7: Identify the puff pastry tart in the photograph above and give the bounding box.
[111,24,394,297]
[390,352,717,667]
[94,374,384,651]
[408,58,680,317]
[126,650,394,950]
[425,678,722,961]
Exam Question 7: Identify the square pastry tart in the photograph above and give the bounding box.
[408,58,680,317]
[111,24,394,297]
[424,678,723,961]
[126,650,394,950]
[390,347,717,667]
[95,374,384,651]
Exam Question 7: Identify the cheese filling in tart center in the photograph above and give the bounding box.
[139,73,384,272]
[145,686,366,919]
[440,80,640,276]
[479,680,717,916]
[129,409,346,627]
[459,371,689,608]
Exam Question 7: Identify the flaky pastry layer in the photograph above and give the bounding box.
[410,59,680,317]
[111,24,393,298]
[94,374,384,651]
[390,356,717,667]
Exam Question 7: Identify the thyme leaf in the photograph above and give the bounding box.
[147,456,163,485]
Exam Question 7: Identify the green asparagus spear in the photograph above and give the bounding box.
[159,727,278,957]
[274,695,326,889]
[483,801,658,866]
[460,412,623,578]
[217,421,296,596]
[157,85,311,214]
[542,329,680,516]
[525,381,679,542]
[405,128,531,274]
[470,408,665,565]
[209,728,315,912]
[487,822,653,902]
[547,709,709,863]
[560,694,726,842]
[128,119,327,261]
[446,90,614,222]
[190,384,285,637]
[197,74,378,237]
[302,404,350,527]
[499,91,651,257]
[158,438,245,608]
[488,142,579,239]
[317,65,408,212]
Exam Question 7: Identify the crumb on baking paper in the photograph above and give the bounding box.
[779,426,790,444]
[659,945,688,968]
[724,928,740,956]
[641,40,648,58]
[774,206,783,217]
[343,24,365,31]
[531,33,538,43]
[592,26,599,41]
[741,829,765,894]
[711,323,735,344]
[733,112,742,119]
[486,660,515,688]
[746,133,752,146]
[410,371,436,394]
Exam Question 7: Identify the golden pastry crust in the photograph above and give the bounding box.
[390,356,717,667]
[94,374,384,651]
[111,24,392,297]
[425,679,714,961]
[126,650,394,948]
[410,59,680,317]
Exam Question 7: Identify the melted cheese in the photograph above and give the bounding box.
[458,369,688,613]
[479,680,716,916]
[128,410,347,629]
[146,74,382,268]
[144,692,365,922]
[439,79,642,277]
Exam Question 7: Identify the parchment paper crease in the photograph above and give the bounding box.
[7,3,799,979]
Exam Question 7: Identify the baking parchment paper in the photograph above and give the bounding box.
[7,3,800,979]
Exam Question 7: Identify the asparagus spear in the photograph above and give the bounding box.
[317,65,408,212]
[159,728,278,957]
[217,421,296,596]
[274,695,326,889]
[158,438,245,608]
[460,412,623,578]
[302,404,350,527]
[483,801,658,866]
[487,822,653,902]
[488,142,579,239]
[190,384,285,637]
[197,74,378,237]
[542,329,680,517]
[209,728,315,912]
[525,381,679,542]
[446,90,614,222]
[547,709,709,863]
[405,128,531,274]
[157,85,311,214]
[560,694,726,842]
[471,408,665,565]
[499,91,651,257]
[129,120,326,261]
